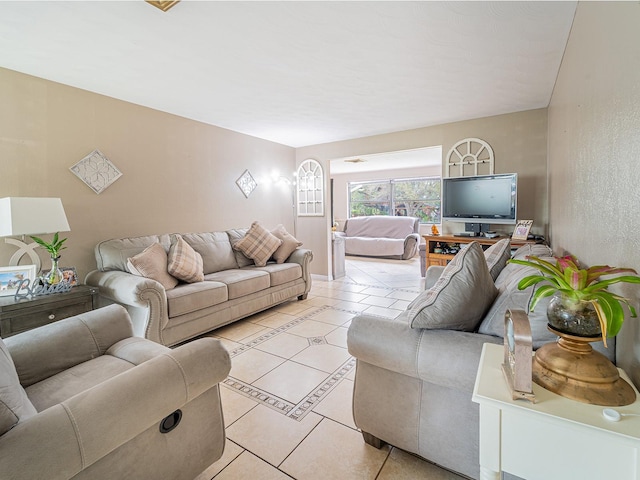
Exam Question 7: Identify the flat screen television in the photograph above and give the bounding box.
[442,173,517,227]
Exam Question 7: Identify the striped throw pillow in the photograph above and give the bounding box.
[484,238,511,281]
[168,234,204,283]
[233,221,282,267]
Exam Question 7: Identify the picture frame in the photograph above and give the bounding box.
[512,220,533,241]
[0,265,37,297]
[41,266,78,286]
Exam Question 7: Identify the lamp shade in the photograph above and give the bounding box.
[0,197,70,237]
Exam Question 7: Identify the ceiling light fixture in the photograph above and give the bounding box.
[146,1,180,12]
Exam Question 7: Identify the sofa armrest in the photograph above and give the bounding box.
[286,248,314,295]
[6,304,134,387]
[347,312,502,392]
[0,337,230,480]
[85,269,168,344]
[402,233,420,259]
[334,231,346,238]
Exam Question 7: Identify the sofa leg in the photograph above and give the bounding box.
[362,431,386,449]
[298,294,308,300]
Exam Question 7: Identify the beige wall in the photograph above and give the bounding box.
[548,1,640,385]
[297,108,548,277]
[0,68,296,281]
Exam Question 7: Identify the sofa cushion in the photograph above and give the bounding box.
[204,269,270,300]
[483,238,511,281]
[0,337,37,435]
[166,281,228,318]
[248,263,303,286]
[478,255,559,348]
[168,235,205,283]
[182,232,238,274]
[127,242,178,290]
[271,225,302,264]
[233,221,282,267]
[407,242,498,331]
[25,354,135,412]
[226,228,253,268]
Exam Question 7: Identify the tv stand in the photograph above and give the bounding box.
[453,233,476,237]
[422,234,542,269]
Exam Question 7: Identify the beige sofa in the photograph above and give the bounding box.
[0,304,231,480]
[335,216,420,259]
[86,229,313,347]
[347,241,614,479]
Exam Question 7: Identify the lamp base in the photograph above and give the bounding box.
[533,327,636,406]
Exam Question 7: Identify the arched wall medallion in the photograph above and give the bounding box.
[446,138,494,177]
[297,159,324,216]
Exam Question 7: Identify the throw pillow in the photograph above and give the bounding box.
[168,234,205,283]
[0,337,37,435]
[127,243,178,290]
[483,238,511,281]
[233,221,282,267]
[271,225,302,263]
[408,242,498,331]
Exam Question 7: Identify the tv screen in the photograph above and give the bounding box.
[442,173,517,225]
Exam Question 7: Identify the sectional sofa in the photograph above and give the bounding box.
[85,226,312,347]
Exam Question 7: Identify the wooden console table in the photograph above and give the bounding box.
[422,234,539,269]
[0,285,98,338]
[472,343,640,480]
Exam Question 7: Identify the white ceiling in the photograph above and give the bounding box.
[0,1,576,148]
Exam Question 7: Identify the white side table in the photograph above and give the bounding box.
[472,343,640,480]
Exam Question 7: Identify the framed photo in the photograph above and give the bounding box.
[0,265,37,297]
[41,266,78,286]
[512,220,534,241]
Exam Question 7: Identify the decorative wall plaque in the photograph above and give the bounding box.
[236,169,257,198]
[70,149,123,194]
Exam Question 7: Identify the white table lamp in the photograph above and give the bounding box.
[0,197,71,271]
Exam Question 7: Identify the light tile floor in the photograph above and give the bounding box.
[196,256,466,480]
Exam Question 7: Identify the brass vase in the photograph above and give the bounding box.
[533,295,636,406]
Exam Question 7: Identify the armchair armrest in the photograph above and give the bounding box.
[0,337,230,480]
[6,304,134,387]
[334,231,346,238]
[85,269,168,344]
[348,312,502,391]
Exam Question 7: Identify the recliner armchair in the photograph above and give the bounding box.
[0,304,231,480]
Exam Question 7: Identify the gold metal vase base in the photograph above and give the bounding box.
[533,326,636,406]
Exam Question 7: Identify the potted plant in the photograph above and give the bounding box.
[508,254,640,346]
[30,232,67,284]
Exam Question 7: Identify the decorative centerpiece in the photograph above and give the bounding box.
[30,232,67,285]
[509,254,640,406]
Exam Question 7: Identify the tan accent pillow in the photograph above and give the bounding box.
[127,243,178,290]
[168,235,204,283]
[271,224,302,263]
[407,242,498,331]
[483,238,511,281]
[233,221,282,267]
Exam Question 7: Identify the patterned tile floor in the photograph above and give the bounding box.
[196,256,465,480]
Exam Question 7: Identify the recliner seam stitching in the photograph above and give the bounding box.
[61,403,86,469]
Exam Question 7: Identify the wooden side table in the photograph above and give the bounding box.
[472,343,640,480]
[0,285,98,338]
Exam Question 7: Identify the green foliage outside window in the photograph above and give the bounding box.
[349,177,441,223]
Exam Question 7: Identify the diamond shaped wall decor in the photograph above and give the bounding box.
[236,169,257,198]
[70,149,123,194]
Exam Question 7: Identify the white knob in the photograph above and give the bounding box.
[48,314,55,320]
